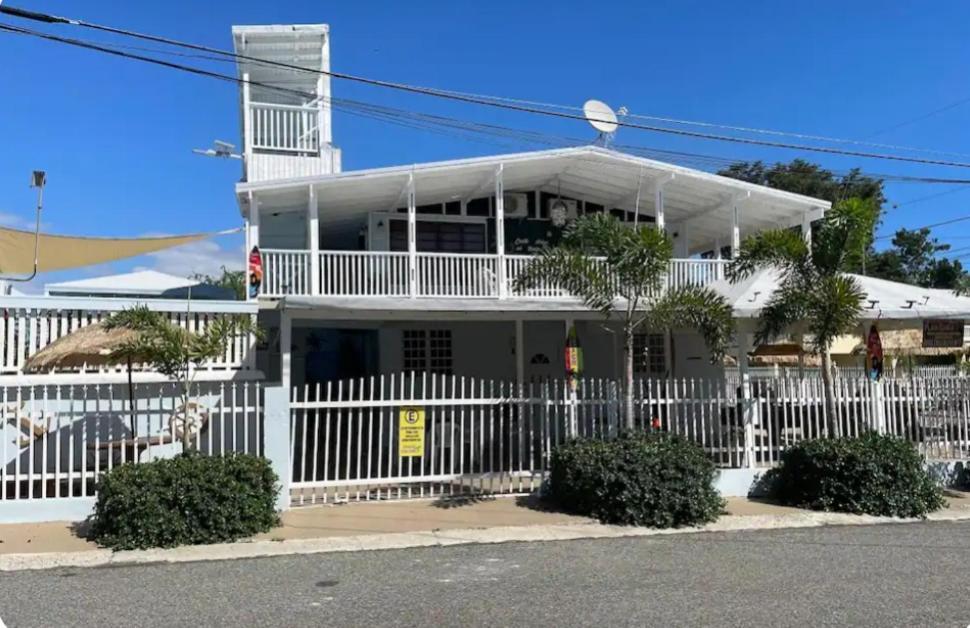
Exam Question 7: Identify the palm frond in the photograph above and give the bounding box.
[812,197,878,274]
[514,247,617,314]
[726,229,809,283]
[805,274,865,352]
[646,286,735,361]
[753,282,809,346]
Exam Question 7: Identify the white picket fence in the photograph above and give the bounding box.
[1,381,262,501]
[0,296,258,378]
[288,372,970,505]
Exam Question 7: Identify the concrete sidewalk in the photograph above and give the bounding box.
[2,492,969,570]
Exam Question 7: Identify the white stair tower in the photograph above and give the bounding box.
[233,24,341,182]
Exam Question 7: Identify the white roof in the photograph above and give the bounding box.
[239,146,830,253]
[232,24,328,98]
[711,269,970,321]
[45,270,198,296]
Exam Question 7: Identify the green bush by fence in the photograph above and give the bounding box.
[90,452,279,550]
[547,432,724,527]
[767,432,945,518]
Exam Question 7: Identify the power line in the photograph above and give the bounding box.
[7,19,970,191]
[875,215,970,240]
[865,96,970,139]
[893,185,970,207]
[4,7,970,169]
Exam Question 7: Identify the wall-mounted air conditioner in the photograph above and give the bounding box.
[503,193,529,218]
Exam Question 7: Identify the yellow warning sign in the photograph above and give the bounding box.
[398,406,425,457]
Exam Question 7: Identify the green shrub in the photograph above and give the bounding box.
[90,452,280,550]
[768,432,945,518]
[547,432,724,527]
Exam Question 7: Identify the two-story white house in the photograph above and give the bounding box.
[233,24,830,393]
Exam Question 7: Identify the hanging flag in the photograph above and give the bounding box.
[865,323,884,381]
[248,246,263,299]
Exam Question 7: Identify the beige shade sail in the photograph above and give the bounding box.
[0,226,239,275]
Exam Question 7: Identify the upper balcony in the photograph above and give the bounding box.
[238,146,831,306]
[258,250,729,299]
[246,101,341,182]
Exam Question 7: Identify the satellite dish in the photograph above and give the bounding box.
[583,99,619,134]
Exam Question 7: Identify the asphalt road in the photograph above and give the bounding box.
[2,521,970,627]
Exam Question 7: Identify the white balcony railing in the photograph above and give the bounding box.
[249,102,320,155]
[259,250,728,300]
[0,296,258,381]
[262,249,311,296]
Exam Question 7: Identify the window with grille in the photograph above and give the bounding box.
[633,333,666,375]
[402,329,453,374]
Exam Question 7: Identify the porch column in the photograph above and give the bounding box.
[495,164,507,299]
[802,209,813,247]
[731,198,741,259]
[307,185,320,295]
[736,322,757,469]
[515,319,524,389]
[280,309,293,394]
[242,72,253,181]
[714,238,724,280]
[407,171,417,297]
[654,179,666,232]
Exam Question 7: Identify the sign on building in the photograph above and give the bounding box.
[398,406,425,457]
[922,319,965,348]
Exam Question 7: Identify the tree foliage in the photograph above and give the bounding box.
[727,201,869,432]
[191,266,246,300]
[868,228,969,291]
[104,307,261,448]
[515,214,734,426]
[720,158,970,289]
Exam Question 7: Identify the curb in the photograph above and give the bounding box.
[3,509,970,572]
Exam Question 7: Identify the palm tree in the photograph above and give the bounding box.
[726,198,875,435]
[105,307,261,450]
[514,213,734,428]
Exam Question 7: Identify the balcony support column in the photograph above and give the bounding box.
[652,173,674,233]
[731,198,742,259]
[242,72,253,181]
[515,319,524,389]
[495,164,507,299]
[307,185,320,295]
[407,171,417,298]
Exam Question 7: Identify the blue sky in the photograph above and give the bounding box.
[1,1,969,291]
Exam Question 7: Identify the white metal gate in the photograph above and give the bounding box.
[288,372,970,506]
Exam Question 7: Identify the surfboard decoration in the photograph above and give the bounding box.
[248,246,263,299]
[564,325,583,392]
[865,323,884,381]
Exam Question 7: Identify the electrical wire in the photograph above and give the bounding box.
[875,215,970,240]
[7,19,970,190]
[3,7,970,169]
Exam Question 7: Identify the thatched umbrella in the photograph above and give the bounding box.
[24,322,148,436]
